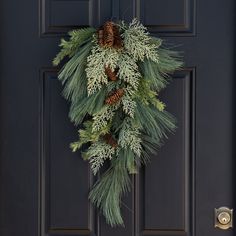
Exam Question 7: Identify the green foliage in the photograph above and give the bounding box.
[118,53,141,90]
[86,43,122,95]
[124,148,138,174]
[139,48,183,91]
[92,105,117,132]
[84,141,115,175]
[118,118,142,157]
[53,27,96,66]
[121,19,160,62]
[69,86,107,125]
[135,79,165,111]
[58,42,93,103]
[140,134,160,164]
[121,94,136,118]
[70,120,111,152]
[135,100,176,140]
[53,19,183,227]
[89,154,131,226]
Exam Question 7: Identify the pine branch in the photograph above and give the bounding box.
[124,148,138,174]
[139,48,183,91]
[58,41,93,103]
[89,155,131,227]
[69,86,107,125]
[122,19,160,62]
[70,120,111,152]
[86,43,121,95]
[135,79,166,111]
[121,94,136,117]
[53,27,96,66]
[92,105,117,132]
[118,53,141,90]
[118,118,142,157]
[134,101,176,141]
[84,141,115,175]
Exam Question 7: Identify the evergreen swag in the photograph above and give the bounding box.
[53,19,183,227]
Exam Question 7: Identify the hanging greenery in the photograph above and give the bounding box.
[53,19,183,227]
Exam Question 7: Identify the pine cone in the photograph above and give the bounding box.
[105,66,118,81]
[113,25,123,49]
[103,21,114,47]
[103,133,118,148]
[97,21,123,49]
[97,28,104,47]
[105,88,125,105]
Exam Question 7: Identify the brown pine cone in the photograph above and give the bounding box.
[103,133,118,148]
[105,88,125,105]
[97,21,123,49]
[97,28,104,47]
[103,21,114,47]
[113,25,123,49]
[105,66,118,81]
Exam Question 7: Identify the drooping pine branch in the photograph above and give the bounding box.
[89,154,131,227]
[53,27,96,66]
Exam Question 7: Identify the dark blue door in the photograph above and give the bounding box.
[0,1,235,236]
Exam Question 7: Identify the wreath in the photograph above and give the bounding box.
[53,19,182,227]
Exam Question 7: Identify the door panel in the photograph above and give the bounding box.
[0,0,235,236]
[40,70,92,233]
[139,69,195,234]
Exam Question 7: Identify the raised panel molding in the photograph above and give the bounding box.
[40,0,95,37]
[134,68,196,236]
[39,69,97,236]
[39,0,195,37]
[136,0,196,36]
[39,0,114,37]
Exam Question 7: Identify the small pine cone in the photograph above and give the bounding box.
[105,66,118,81]
[113,25,123,49]
[105,88,125,105]
[103,133,118,148]
[97,28,104,47]
[103,21,115,47]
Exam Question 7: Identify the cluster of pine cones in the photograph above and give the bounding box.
[97,21,125,106]
[97,21,126,148]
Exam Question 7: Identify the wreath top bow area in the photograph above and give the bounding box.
[53,19,182,227]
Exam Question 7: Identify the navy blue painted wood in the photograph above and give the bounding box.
[0,0,235,236]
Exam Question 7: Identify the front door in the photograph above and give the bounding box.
[0,0,235,236]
